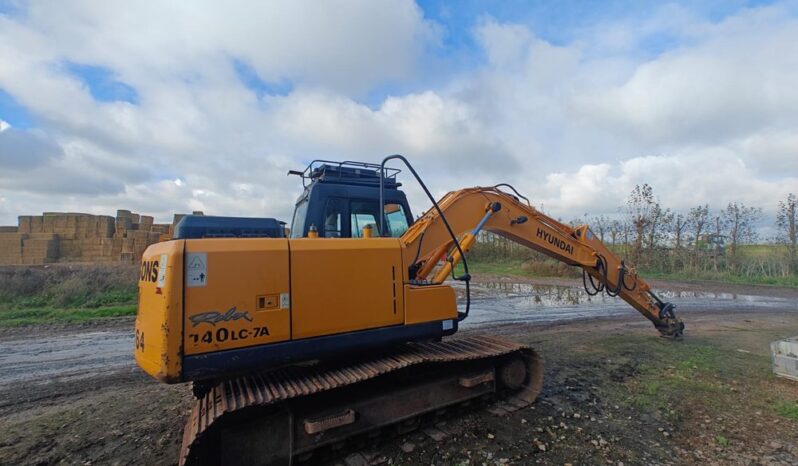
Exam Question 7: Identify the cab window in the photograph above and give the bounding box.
[323,198,344,237]
[384,203,409,237]
[290,199,308,238]
[350,200,379,238]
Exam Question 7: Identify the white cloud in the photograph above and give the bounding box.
[540,149,798,219]
[0,1,795,232]
[0,126,63,170]
[573,6,798,146]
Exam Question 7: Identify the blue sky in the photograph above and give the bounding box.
[0,0,796,227]
[0,89,34,128]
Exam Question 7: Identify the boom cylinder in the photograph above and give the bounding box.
[432,202,500,283]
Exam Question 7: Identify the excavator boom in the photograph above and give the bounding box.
[399,186,684,337]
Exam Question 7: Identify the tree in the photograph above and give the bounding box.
[776,193,797,274]
[668,212,689,272]
[721,202,762,271]
[646,203,671,250]
[608,219,623,246]
[671,212,689,249]
[687,204,709,268]
[626,184,656,263]
[590,215,609,242]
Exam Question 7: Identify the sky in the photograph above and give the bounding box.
[0,0,796,230]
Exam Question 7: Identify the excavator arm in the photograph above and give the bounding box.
[399,186,685,337]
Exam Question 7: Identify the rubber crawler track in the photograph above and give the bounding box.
[180,334,543,465]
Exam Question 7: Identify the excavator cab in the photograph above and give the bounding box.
[287,161,414,239]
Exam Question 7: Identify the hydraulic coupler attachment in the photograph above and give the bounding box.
[653,300,685,338]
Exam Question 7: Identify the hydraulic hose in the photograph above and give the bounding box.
[379,154,472,322]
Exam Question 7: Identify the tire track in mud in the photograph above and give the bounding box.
[0,330,134,388]
[0,329,137,418]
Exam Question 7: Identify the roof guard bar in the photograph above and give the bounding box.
[289,160,402,188]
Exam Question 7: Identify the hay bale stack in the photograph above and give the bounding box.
[2,209,168,264]
[0,232,24,264]
[139,215,154,231]
[18,216,32,234]
[21,233,59,264]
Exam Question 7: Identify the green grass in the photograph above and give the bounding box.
[775,401,798,421]
[460,256,798,288]
[462,258,527,275]
[0,305,136,326]
[595,335,767,418]
[0,265,139,327]
[639,269,798,288]
[0,288,138,327]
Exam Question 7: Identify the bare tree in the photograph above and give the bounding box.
[687,204,710,268]
[722,202,762,270]
[668,212,689,271]
[590,215,609,242]
[609,219,623,246]
[776,193,797,274]
[626,184,656,263]
[672,212,689,249]
[646,203,671,250]
[712,215,723,271]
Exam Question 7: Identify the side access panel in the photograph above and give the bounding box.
[134,240,184,383]
[183,238,291,357]
[290,238,404,339]
[404,284,457,325]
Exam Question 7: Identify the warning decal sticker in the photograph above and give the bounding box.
[157,254,168,287]
[186,252,208,288]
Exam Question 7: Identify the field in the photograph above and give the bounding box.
[0,265,796,465]
[463,255,798,288]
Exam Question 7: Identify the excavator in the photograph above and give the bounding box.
[134,156,684,466]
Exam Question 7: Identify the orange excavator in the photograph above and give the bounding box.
[134,155,684,465]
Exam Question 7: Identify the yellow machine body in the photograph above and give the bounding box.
[134,238,457,383]
[134,161,684,466]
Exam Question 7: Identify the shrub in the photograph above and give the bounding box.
[0,264,138,309]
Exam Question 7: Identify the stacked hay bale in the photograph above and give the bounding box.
[0,209,174,265]
[0,226,23,264]
[50,213,116,263]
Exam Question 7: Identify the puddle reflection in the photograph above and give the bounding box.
[454,282,794,328]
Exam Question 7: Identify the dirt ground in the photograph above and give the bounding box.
[0,279,797,465]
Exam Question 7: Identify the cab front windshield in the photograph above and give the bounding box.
[290,199,308,238]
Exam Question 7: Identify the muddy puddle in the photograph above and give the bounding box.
[458,282,797,327]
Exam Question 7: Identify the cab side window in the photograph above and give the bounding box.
[384,203,409,237]
[350,200,379,238]
[323,198,344,237]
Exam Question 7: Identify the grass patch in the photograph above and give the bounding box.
[458,257,579,279]
[463,258,527,276]
[0,305,136,326]
[597,335,767,416]
[774,401,798,421]
[0,265,138,326]
[639,269,798,288]
[461,255,797,287]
